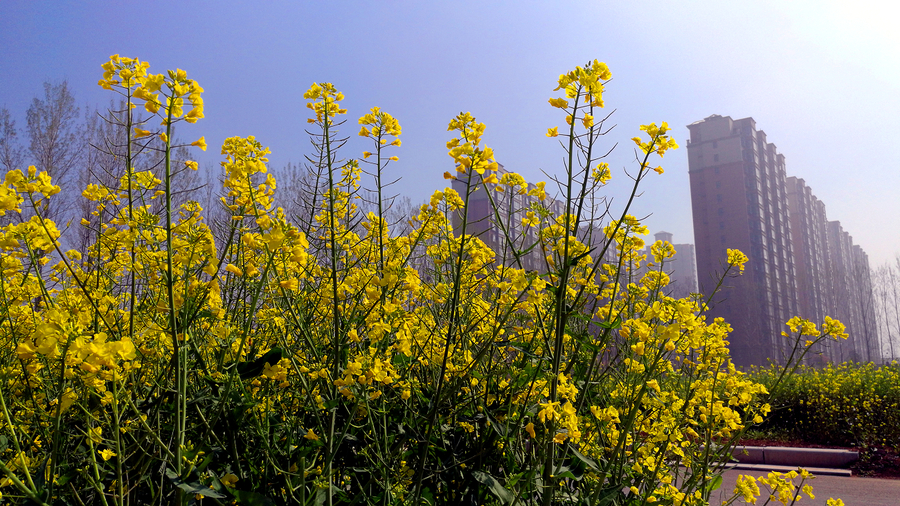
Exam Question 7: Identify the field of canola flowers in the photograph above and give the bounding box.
[750,362,900,477]
[0,55,849,505]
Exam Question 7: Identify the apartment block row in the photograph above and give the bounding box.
[450,166,700,303]
[451,165,567,272]
[638,231,698,301]
[687,114,878,366]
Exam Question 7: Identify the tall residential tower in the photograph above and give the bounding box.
[687,115,878,365]
[687,115,799,366]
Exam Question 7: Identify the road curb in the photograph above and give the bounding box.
[729,446,859,476]
[725,462,853,477]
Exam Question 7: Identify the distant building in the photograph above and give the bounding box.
[687,114,878,366]
[687,115,799,366]
[785,177,829,330]
[450,167,697,301]
[639,231,698,300]
[822,221,879,361]
[451,164,565,272]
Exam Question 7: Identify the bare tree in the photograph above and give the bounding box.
[194,162,232,242]
[74,104,129,252]
[168,142,204,210]
[890,256,900,361]
[0,107,26,226]
[852,252,879,362]
[870,255,900,363]
[874,264,897,361]
[0,107,25,173]
[276,160,328,237]
[384,195,418,237]
[26,80,85,222]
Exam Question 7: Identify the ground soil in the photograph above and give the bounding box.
[738,438,900,480]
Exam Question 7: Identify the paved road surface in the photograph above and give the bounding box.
[714,469,900,506]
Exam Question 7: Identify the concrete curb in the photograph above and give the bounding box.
[725,463,853,477]
[728,446,859,476]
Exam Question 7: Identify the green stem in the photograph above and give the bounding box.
[411,152,477,505]
[160,100,185,505]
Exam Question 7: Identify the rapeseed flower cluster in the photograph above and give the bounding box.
[0,56,845,506]
[753,361,900,450]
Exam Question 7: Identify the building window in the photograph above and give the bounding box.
[712,140,718,149]
[715,167,720,174]
[715,181,721,188]
[714,154,719,162]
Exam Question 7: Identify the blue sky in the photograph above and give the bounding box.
[1,0,898,265]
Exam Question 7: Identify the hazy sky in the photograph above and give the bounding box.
[1,0,898,265]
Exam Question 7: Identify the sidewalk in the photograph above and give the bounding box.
[715,468,900,506]
[711,446,900,506]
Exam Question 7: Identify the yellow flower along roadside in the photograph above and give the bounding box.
[751,360,900,451]
[0,56,848,506]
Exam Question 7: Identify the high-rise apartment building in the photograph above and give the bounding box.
[687,115,799,366]
[639,231,698,300]
[450,165,626,274]
[688,114,878,366]
[785,177,829,328]
[451,164,566,272]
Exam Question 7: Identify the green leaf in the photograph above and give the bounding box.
[594,484,624,506]
[517,241,539,257]
[554,468,578,480]
[483,409,508,438]
[472,470,514,504]
[164,468,226,499]
[705,474,723,492]
[232,489,278,505]
[234,348,284,380]
[54,472,74,487]
[597,317,622,330]
[313,485,342,506]
[569,446,601,472]
[568,249,593,267]
[206,469,224,494]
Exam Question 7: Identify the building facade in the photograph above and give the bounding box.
[451,164,566,272]
[638,231,698,300]
[688,114,878,366]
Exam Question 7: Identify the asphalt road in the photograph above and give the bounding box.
[714,469,900,506]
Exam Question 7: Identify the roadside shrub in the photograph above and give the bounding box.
[752,362,900,449]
